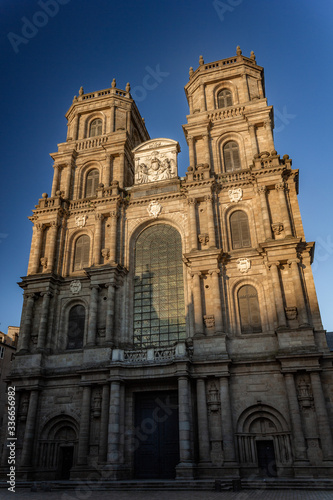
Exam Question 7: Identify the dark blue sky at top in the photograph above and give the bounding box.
[0,0,332,332]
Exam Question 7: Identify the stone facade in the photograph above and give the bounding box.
[2,48,333,481]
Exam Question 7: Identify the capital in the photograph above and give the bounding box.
[275,182,285,192]
[204,194,213,203]
[35,223,44,231]
[188,197,196,206]
[266,261,280,270]
[95,213,104,222]
[287,258,300,267]
[110,210,118,219]
[208,269,220,276]
[257,185,267,195]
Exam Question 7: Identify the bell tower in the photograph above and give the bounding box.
[183,46,274,173]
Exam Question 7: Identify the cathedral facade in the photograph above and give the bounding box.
[3,48,333,481]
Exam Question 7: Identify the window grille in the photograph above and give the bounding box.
[134,225,186,347]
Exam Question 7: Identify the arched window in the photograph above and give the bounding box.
[73,235,90,271]
[223,141,241,172]
[67,305,85,349]
[90,118,102,137]
[85,169,99,197]
[134,224,186,347]
[217,89,232,108]
[230,211,251,249]
[238,285,262,333]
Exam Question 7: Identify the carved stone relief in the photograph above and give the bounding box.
[133,138,179,185]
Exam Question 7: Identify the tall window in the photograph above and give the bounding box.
[67,305,85,349]
[73,235,90,271]
[217,89,232,108]
[238,285,262,333]
[223,141,241,172]
[85,169,99,197]
[134,225,186,347]
[230,211,251,249]
[90,118,102,137]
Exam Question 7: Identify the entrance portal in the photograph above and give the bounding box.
[58,446,74,480]
[256,440,277,477]
[134,391,179,479]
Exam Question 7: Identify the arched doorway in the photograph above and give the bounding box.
[236,404,292,477]
[37,416,79,479]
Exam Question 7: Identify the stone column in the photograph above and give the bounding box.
[109,209,118,263]
[18,293,36,352]
[105,283,116,345]
[196,378,211,462]
[46,221,59,272]
[257,186,272,240]
[205,195,216,248]
[87,285,99,346]
[192,272,204,335]
[287,259,309,327]
[178,376,193,463]
[248,124,258,156]
[107,380,121,463]
[310,371,333,460]
[200,84,206,112]
[203,133,211,166]
[242,73,250,101]
[99,383,110,463]
[118,153,125,189]
[72,114,79,141]
[187,198,197,251]
[31,223,44,274]
[64,164,73,199]
[110,105,115,133]
[103,154,111,187]
[37,292,52,351]
[219,377,236,462]
[93,214,104,266]
[208,270,223,334]
[77,385,91,465]
[264,119,275,151]
[267,262,287,328]
[284,373,308,461]
[51,165,61,197]
[126,109,131,134]
[188,136,195,167]
[275,183,292,237]
[20,390,39,466]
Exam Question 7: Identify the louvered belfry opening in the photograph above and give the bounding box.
[85,169,99,197]
[217,89,232,108]
[90,118,102,137]
[67,305,85,349]
[73,235,90,271]
[223,141,241,172]
[238,285,262,333]
[134,224,186,347]
[230,211,251,249]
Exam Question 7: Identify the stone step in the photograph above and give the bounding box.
[241,479,333,490]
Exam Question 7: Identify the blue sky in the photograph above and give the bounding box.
[1,0,333,333]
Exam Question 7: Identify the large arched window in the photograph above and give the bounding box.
[90,118,102,137]
[230,211,251,249]
[238,285,262,333]
[73,235,90,271]
[223,141,241,172]
[85,169,99,197]
[217,89,232,108]
[134,224,186,347]
[67,305,85,349]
